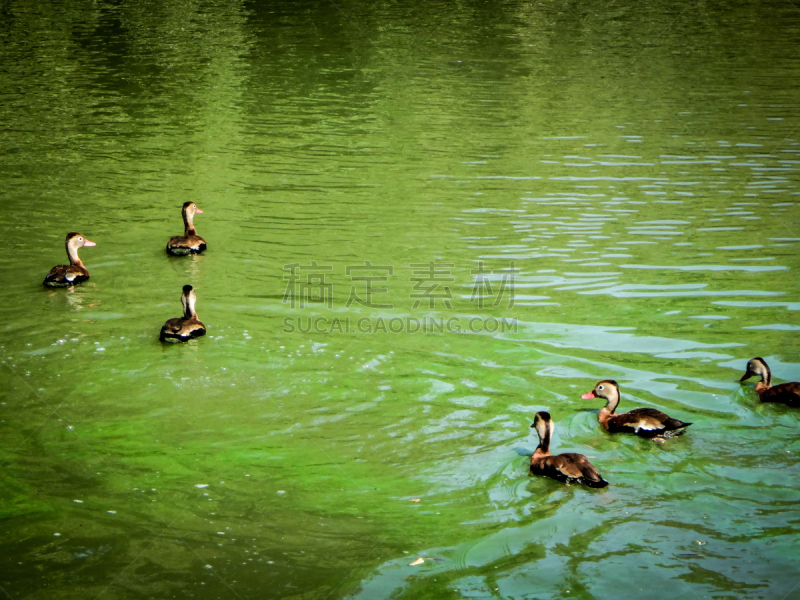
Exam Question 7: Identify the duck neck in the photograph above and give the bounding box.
[183,207,197,236]
[598,406,612,428]
[598,395,618,427]
[756,381,770,394]
[184,294,197,320]
[760,364,772,388]
[66,241,83,267]
[532,429,551,460]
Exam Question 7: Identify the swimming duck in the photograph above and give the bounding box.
[43,232,96,288]
[582,380,691,439]
[166,202,206,255]
[160,285,207,343]
[529,411,608,488]
[740,357,800,406]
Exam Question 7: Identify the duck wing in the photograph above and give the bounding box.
[167,235,206,255]
[160,318,206,342]
[180,319,206,339]
[43,264,90,287]
[531,453,608,488]
[609,408,691,438]
[559,453,609,488]
[160,317,186,342]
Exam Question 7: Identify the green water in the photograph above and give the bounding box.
[2,0,800,598]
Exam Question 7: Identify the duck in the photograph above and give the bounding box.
[582,380,692,440]
[529,411,608,488]
[166,202,206,255]
[43,232,96,288]
[160,285,207,343]
[740,357,800,406]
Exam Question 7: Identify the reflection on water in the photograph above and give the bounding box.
[1,0,799,598]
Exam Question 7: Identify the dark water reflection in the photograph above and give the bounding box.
[1,0,799,598]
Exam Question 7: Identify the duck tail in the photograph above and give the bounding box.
[582,476,609,488]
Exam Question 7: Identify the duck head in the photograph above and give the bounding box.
[65,232,96,265]
[181,284,198,318]
[530,410,554,447]
[740,357,771,387]
[182,201,203,216]
[181,202,203,234]
[66,232,96,248]
[582,380,621,412]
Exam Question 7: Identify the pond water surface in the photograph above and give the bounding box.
[1,0,800,599]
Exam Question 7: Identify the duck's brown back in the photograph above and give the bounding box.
[44,264,90,287]
[760,382,800,406]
